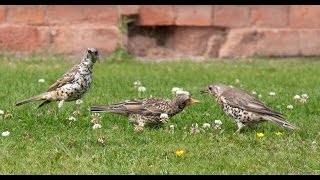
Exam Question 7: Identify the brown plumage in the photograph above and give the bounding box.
[200,83,297,133]
[90,93,200,128]
[15,48,99,109]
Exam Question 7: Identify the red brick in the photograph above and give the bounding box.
[119,5,139,15]
[52,26,121,54]
[174,5,212,26]
[7,5,46,25]
[299,29,320,56]
[250,5,289,27]
[0,6,6,23]
[219,28,300,58]
[290,5,320,28]
[47,5,87,25]
[85,5,119,25]
[138,5,174,25]
[213,5,250,28]
[0,25,50,52]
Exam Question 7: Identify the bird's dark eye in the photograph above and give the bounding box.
[88,50,92,53]
[209,86,212,90]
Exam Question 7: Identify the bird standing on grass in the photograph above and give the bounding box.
[200,83,297,133]
[15,48,99,109]
[90,92,200,128]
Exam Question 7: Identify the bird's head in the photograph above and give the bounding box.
[85,48,99,63]
[174,93,200,110]
[200,83,229,97]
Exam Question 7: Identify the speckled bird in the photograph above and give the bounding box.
[200,83,297,133]
[90,93,200,128]
[15,48,99,109]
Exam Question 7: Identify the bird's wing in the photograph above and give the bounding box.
[46,64,79,92]
[222,88,283,117]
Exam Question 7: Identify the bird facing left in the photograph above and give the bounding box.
[15,48,99,109]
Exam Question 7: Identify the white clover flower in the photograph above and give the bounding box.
[312,141,317,144]
[2,131,10,137]
[202,123,211,129]
[287,105,293,109]
[75,99,83,105]
[133,80,141,87]
[68,116,76,121]
[160,113,169,119]
[0,110,4,115]
[235,79,240,84]
[171,87,183,95]
[269,92,276,96]
[258,94,262,98]
[38,79,45,83]
[169,124,175,130]
[252,91,257,95]
[175,90,190,96]
[214,120,222,125]
[301,94,309,99]
[229,85,234,88]
[138,86,146,92]
[92,124,102,129]
[293,95,301,100]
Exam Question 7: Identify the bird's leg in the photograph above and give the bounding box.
[234,119,245,134]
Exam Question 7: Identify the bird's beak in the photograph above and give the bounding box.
[200,88,210,94]
[187,98,200,104]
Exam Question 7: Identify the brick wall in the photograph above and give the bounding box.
[0,5,319,59]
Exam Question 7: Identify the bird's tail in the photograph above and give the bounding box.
[263,115,298,129]
[15,93,48,106]
[90,104,130,115]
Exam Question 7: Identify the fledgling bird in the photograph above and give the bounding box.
[200,83,297,133]
[15,48,99,109]
[90,93,200,128]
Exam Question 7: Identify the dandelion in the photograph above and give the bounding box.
[287,105,293,110]
[275,132,283,136]
[235,79,240,84]
[75,99,83,105]
[92,124,102,129]
[1,131,10,137]
[133,80,141,87]
[301,94,309,99]
[171,87,183,95]
[293,95,301,100]
[97,136,105,145]
[38,79,45,83]
[138,86,146,93]
[269,92,276,96]
[175,90,190,96]
[190,123,200,134]
[175,150,185,157]
[202,123,211,129]
[252,91,257,95]
[256,132,264,139]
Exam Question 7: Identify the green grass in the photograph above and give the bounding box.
[0,54,320,174]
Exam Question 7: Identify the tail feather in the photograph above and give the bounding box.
[90,105,129,114]
[263,115,298,129]
[15,93,46,106]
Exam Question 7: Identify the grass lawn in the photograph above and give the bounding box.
[0,54,320,174]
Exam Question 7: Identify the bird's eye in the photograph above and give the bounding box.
[208,86,212,90]
[88,49,92,53]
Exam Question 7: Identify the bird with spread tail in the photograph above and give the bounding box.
[15,48,99,109]
[200,83,297,133]
[90,93,200,128]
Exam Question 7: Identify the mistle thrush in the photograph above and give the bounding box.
[90,93,200,128]
[15,48,99,108]
[200,83,297,133]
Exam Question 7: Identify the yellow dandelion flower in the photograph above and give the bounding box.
[275,132,283,136]
[256,132,264,139]
[175,150,185,157]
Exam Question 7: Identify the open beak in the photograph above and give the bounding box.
[200,88,210,94]
[187,98,200,104]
